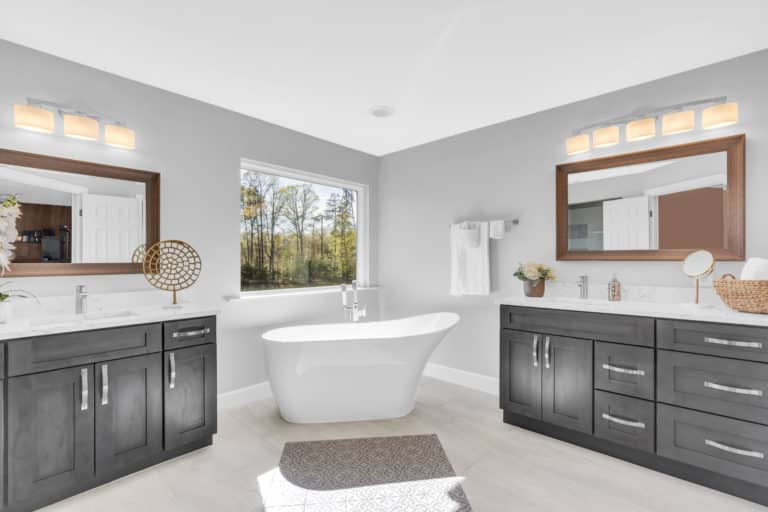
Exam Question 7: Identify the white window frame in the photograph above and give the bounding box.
[239,159,370,296]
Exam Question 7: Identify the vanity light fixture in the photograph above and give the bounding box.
[104,124,136,149]
[13,104,55,134]
[63,114,99,141]
[592,126,620,148]
[661,110,695,135]
[566,134,590,155]
[702,102,739,130]
[625,117,656,142]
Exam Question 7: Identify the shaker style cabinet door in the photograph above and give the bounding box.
[164,344,218,451]
[500,330,542,419]
[7,366,95,509]
[542,335,593,434]
[95,353,163,478]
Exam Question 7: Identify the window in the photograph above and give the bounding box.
[240,160,368,292]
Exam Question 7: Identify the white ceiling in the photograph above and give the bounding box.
[1,1,766,156]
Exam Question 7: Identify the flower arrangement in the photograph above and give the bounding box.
[0,195,21,275]
[0,282,37,303]
[514,261,556,283]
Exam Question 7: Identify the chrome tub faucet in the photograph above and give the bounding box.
[341,280,366,322]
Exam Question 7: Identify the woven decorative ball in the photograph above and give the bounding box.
[142,240,201,305]
[131,244,146,264]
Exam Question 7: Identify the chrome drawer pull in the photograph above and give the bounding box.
[80,368,88,411]
[704,336,763,349]
[601,413,645,429]
[169,352,176,390]
[705,439,765,459]
[172,327,211,339]
[544,336,551,369]
[704,381,763,397]
[532,335,539,368]
[101,364,109,406]
[602,363,645,376]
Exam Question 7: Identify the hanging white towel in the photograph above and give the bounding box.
[489,220,506,240]
[450,221,490,296]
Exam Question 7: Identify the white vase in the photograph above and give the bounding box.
[0,301,11,324]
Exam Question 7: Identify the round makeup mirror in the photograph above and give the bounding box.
[683,250,715,304]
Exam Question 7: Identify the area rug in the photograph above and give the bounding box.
[259,434,472,511]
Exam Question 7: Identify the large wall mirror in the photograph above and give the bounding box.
[0,149,159,276]
[556,135,744,261]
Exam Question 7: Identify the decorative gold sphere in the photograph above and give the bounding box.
[142,240,201,304]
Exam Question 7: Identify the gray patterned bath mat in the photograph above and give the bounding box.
[260,434,472,511]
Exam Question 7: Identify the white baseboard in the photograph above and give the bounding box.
[424,363,498,397]
[218,381,272,410]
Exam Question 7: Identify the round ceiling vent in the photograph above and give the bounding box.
[369,105,395,118]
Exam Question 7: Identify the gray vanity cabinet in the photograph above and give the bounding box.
[164,343,218,451]
[500,330,542,419]
[95,353,163,478]
[7,366,95,509]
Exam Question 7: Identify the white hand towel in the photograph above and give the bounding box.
[450,221,490,296]
[741,257,768,280]
[489,220,505,240]
[458,221,481,248]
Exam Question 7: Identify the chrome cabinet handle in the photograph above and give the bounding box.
[532,335,539,368]
[169,352,176,389]
[80,368,88,411]
[705,439,765,459]
[544,336,551,369]
[704,381,763,397]
[602,363,645,376]
[704,336,763,349]
[601,413,646,429]
[172,327,211,339]
[101,364,109,406]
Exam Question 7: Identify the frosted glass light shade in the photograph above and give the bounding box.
[104,124,136,149]
[592,126,620,148]
[566,134,590,155]
[626,117,656,141]
[14,104,55,133]
[702,102,739,130]
[662,110,695,135]
[63,114,99,141]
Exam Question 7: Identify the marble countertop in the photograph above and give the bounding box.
[0,292,221,341]
[498,295,768,328]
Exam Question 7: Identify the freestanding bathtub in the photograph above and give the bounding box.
[262,312,460,423]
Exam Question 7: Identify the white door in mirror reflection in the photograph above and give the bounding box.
[74,194,145,263]
[603,196,652,250]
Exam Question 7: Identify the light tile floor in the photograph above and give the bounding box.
[42,378,768,512]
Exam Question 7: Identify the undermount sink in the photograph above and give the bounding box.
[83,310,138,321]
[28,309,138,328]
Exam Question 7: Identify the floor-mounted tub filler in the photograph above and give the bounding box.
[263,312,460,423]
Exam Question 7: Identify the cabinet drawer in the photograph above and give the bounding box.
[7,324,162,377]
[594,391,655,453]
[594,342,654,400]
[658,319,768,362]
[163,316,216,350]
[658,404,768,487]
[657,350,768,425]
[501,306,653,347]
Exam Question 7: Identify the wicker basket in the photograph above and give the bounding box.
[714,273,768,314]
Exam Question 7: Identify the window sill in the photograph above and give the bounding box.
[225,285,379,302]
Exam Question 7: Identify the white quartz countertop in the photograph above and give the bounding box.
[499,296,768,328]
[0,292,221,341]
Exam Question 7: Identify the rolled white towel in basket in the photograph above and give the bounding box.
[741,257,768,280]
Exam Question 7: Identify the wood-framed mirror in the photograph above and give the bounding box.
[0,149,159,276]
[556,134,745,261]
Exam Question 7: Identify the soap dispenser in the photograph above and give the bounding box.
[608,274,621,302]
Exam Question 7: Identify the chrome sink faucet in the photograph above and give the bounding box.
[341,280,366,322]
[75,285,88,314]
[577,275,589,299]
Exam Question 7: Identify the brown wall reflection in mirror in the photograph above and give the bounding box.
[658,188,724,250]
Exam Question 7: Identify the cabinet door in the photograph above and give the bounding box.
[500,330,542,419]
[165,344,217,451]
[95,353,163,478]
[542,335,593,434]
[7,366,95,507]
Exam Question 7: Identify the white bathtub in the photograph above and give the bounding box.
[262,312,460,423]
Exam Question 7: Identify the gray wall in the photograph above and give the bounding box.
[378,49,768,378]
[0,40,379,392]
